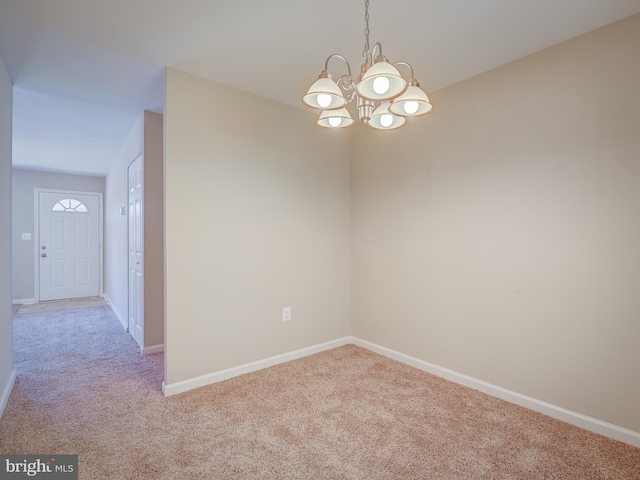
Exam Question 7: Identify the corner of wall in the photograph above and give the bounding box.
[0,49,15,419]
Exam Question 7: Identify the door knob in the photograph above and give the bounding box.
[41,253,47,258]
[41,245,46,250]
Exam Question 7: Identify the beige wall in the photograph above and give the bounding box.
[0,50,14,417]
[164,68,351,385]
[143,111,164,347]
[351,14,640,432]
[105,112,164,349]
[11,169,105,302]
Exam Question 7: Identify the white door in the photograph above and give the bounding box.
[39,191,100,301]
[128,155,144,347]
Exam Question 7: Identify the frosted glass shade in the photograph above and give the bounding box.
[303,77,346,109]
[356,61,407,101]
[317,108,354,128]
[368,102,405,130]
[389,85,434,116]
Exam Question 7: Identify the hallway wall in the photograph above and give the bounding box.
[104,112,164,351]
[0,49,15,419]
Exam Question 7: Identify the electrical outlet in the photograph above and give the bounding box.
[282,307,292,322]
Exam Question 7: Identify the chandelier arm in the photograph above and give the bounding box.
[323,54,353,79]
[371,42,383,61]
[392,61,416,83]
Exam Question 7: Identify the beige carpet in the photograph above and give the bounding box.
[1,306,639,479]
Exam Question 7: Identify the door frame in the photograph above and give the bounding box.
[33,188,104,303]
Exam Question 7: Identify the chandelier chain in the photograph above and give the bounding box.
[362,0,370,62]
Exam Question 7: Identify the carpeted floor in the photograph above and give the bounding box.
[1,306,639,479]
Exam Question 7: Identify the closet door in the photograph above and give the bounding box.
[128,155,144,348]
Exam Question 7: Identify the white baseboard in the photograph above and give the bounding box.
[158,334,640,447]
[351,337,640,448]
[103,294,127,332]
[0,369,17,420]
[162,336,352,397]
[12,298,35,305]
[142,344,164,355]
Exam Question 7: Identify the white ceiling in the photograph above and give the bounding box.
[1,0,639,176]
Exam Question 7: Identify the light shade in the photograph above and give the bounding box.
[368,102,405,130]
[389,85,434,116]
[303,77,346,110]
[356,61,407,101]
[317,108,354,128]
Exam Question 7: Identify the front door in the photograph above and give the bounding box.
[38,191,101,301]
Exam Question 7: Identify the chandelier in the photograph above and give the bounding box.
[302,0,433,130]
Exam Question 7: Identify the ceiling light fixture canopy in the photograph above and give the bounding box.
[303,0,433,130]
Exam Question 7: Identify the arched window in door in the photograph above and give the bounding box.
[51,198,89,213]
